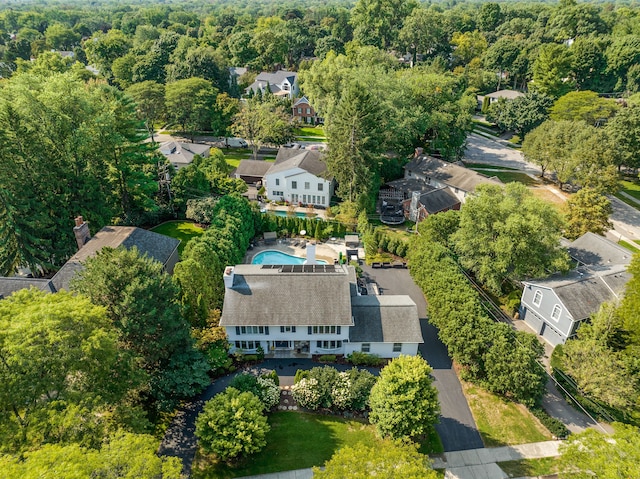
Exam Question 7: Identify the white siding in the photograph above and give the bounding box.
[226,325,349,354]
[345,342,420,358]
[520,284,576,343]
[265,168,333,206]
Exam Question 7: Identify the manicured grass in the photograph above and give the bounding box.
[150,221,204,255]
[498,457,560,478]
[192,411,441,478]
[460,380,552,447]
[462,162,519,171]
[620,180,640,200]
[294,126,326,138]
[619,240,640,253]
[467,168,539,186]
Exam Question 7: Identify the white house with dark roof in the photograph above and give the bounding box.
[246,70,299,99]
[264,148,334,207]
[220,264,423,358]
[520,232,632,346]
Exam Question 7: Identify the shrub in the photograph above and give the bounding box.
[331,372,352,409]
[294,369,309,384]
[318,355,337,363]
[195,388,269,462]
[347,351,385,367]
[292,377,322,409]
[230,371,280,410]
[530,407,570,439]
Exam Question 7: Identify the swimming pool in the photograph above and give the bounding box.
[252,250,328,265]
[263,210,317,218]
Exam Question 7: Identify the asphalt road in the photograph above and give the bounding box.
[463,133,539,173]
[360,264,484,452]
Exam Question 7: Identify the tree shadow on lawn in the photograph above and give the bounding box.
[192,411,378,479]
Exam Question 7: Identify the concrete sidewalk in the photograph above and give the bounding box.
[432,441,562,479]
[237,441,562,479]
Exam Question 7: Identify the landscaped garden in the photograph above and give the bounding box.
[150,221,204,255]
[192,412,383,478]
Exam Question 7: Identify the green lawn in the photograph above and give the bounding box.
[192,411,441,479]
[619,180,640,200]
[461,380,553,447]
[294,126,326,138]
[150,221,204,255]
[619,240,640,253]
[498,457,560,478]
[468,168,539,186]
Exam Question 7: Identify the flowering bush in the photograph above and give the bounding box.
[292,378,322,409]
[230,370,281,411]
[331,372,352,409]
[257,376,280,410]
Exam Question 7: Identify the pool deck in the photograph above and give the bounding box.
[263,205,328,219]
[244,238,363,265]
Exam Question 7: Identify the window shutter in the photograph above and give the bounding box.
[235,326,240,335]
[337,326,341,334]
[308,326,312,335]
[265,326,269,335]
[280,326,285,333]
[292,326,296,333]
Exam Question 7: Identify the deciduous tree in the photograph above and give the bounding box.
[369,355,440,440]
[195,388,269,462]
[314,441,439,479]
[565,188,612,240]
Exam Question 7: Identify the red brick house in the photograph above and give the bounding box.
[292,96,322,125]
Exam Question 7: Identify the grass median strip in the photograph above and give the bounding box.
[498,457,560,478]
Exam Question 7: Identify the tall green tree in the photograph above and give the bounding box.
[165,77,218,139]
[314,441,439,479]
[452,183,570,293]
[531,43,574,98]
[325,83,385,209]
[350,0,417,50]
[71,247,210,411]
[0,290,144,452]
[0,432,182,479]
[550,91,618,126]
[565,188,613,240]
[605,104,640,170]
[559,423,640,479]
[126,81,165,144]
[369,355,440,440]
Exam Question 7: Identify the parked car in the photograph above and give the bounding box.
[283,142,303,149]
[225,137,248,148]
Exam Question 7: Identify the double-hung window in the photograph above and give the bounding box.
[533,290,542,306]
[308,326,341,334]
[236,326,269,335]
[280,326,296,333]
[317,340,342,349]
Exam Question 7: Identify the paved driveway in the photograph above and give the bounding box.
[360,265,484,452]
[463,133,539,173]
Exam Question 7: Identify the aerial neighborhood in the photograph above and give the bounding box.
[2,0,640,478]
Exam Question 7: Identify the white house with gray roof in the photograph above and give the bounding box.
[159,141,210,170]
[246,70,299,99]
[220,264,423,358]
[519,233,632,346]
[264,148,334,207]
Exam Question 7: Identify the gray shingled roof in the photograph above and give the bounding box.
[267,148,330,178]
[568,232,632,266]
[386,177,436,195]
[293,96,311,107]
[220,264,354,327]
[405,156,503,193]
[525,266,630,320]
[486,90,525,100]
[51,226,180,291]
[0,277,56,299]
[350,295,423,343]
[419,188,461,214]
[247,70,297,95]
[235,159,273,177]
[159,141,210,169]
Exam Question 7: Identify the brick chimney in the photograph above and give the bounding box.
[73,216,91,250]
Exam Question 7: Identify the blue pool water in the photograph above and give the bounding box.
[263,210,317,218]
[252,250,328,265]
